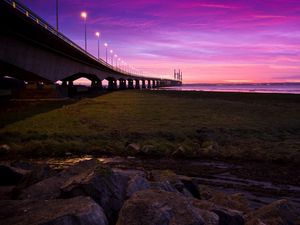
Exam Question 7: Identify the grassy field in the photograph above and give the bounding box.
[1,90,300,163]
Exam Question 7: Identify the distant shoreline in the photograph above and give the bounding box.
[160,83,300,94]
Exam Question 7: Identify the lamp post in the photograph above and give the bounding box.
[114,54,118,67]
[104,43,108,63]
[56,0,59,32]
[95,32,100,60]
[81,12,87,51]
[110,50,113,65]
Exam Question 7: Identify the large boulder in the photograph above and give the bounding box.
[0,196,108,225]
[0,186,14,200]
[150,170,193,197]
[117,189,218,225]
[245,199,300,225]
[0,164,29,186]
[18,164,57,188]
[13,164,57,198]
[18,158,100,200]
[126,174,150,198]
[60,163,129,224]
[198,185,250,213]
[192,199,245,225]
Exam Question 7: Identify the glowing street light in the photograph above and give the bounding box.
[104,43,108,63]
[110,49,113,65]
[81,11,87,51]
[95,31,100,60]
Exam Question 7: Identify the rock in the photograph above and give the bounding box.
[246,199,300,225]
[126,143,141,154]
[213,208,245,225]
[150,170,193,197]
[126,174,150,198]
[171,145,186,157]
[0,144,11,156]
[0,164,29,186]
[210,192,250,214]
[192,199,245,225]
[18,164,57,189]
[196,209,219,225]
[60,163,129,224]
[19,175,66,200]
[151,169,178,182]
[10,161,35,170]
[117,189,206,225]
[198,185,218,200]
[198,185,250,213]
[18,158,100,200]
[180,175,201,199]
[64,152,73,156]
[13,164,57,198]
[0,186,14,200]
[0,196,108,225]
[149,180,179,193]
[140,145,157,155]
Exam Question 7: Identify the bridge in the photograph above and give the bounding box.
[0,0,182,98]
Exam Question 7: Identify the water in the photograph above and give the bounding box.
[161,83,300,94]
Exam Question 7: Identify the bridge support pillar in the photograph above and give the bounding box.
[156,80,161,87]
[119,80,127,90]
[152,80,156,88]
[91,80,102,91]
[108,80,117,90]
[128,80,134,89]
[135,80,140,89]
[147,80,151,89]
[142,80,146,89]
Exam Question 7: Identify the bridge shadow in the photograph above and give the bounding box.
[0,91,114,128]
[0,99,75,128]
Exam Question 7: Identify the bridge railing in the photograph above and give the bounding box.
[4,0,177,80]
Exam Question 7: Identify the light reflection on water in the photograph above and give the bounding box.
[161,83,300,94]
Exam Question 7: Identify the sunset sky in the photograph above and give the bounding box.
[22,0,300,83]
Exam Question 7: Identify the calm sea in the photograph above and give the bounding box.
[161,83,300,94]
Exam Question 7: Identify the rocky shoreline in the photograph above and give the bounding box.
[0,158,299,225]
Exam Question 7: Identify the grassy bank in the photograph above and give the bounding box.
[1,90,300,163]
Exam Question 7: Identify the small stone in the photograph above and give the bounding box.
[64,152,72,156]
[126,143,140,154]
[140,145,156,155]
[0,144,11,156]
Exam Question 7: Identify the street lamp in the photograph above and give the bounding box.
[104,43,108,63]
[56,0,59,32]
[81,11,87,51]
[95,31,100,60]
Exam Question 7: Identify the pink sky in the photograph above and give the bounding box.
[24,0,300,83]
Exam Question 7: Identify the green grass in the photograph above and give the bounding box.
[1,90,300,163]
